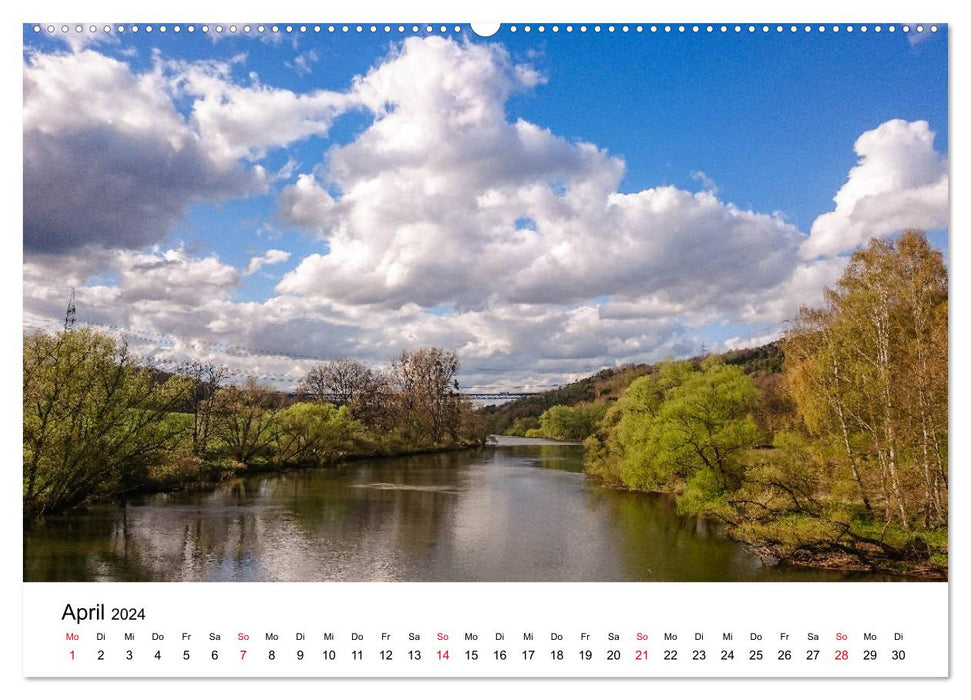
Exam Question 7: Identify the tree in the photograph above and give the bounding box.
[783,230,948,529]
[784,306,876,515]
[529,403,608,441]
[298,359,385,426]
[274,402,363,466]
[23,329,191,520]
[211,380,282,464]
[585,359,760,511]
[655,360,760,490]
[179,360,227,456]
[388,348,463,444]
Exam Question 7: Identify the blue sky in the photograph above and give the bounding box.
[508,27,947,221]
[22,24,949,389]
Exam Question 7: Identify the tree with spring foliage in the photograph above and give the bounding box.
[273,402,363,466]
[783,230,947,530]
[584,359,760,513]
[527,403,608,441]
[23,329,192,520]
[210,379,282,464]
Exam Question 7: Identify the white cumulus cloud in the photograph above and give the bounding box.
[277,36,804,323]
[802,119,948,259]
[244,249,292,275]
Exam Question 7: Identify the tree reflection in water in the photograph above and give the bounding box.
[24,440,888,582]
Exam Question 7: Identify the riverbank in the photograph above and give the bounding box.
[499,433,947,581]
[130,439,489,498]
[582,472,947,581]
[780,546,947,581]
[492,435,947,581]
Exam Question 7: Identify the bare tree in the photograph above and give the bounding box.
[389,348,462,444]
[179,361,228,456]
[298,359,384,425]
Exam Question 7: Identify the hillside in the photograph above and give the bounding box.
[481,340,784,435]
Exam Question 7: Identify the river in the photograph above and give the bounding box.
[23,436,888,582]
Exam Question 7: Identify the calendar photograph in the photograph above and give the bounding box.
[22,21,948,587]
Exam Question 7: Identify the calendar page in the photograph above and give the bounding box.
[18,2,954,690]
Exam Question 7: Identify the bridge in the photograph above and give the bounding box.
[288,390,542,402]
[463,391,540,400]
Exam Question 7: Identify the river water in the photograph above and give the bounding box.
[24,436,886,582]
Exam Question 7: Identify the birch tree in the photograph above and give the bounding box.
[783,230,947,530]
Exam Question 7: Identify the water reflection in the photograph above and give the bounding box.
[24,438,887,582]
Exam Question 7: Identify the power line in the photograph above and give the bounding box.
[24,317,340,364]
[21,318,551,394]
